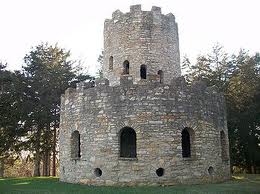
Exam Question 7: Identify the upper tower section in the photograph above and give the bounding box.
[103,5,181,86]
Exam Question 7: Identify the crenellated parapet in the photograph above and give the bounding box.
[62,76,226,130]
[105,4,176,29]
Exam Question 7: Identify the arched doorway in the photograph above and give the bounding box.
[120,127,137,158]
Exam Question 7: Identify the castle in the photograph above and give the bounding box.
[59,5,230,186]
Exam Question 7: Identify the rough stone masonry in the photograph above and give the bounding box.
[59,4,230,186]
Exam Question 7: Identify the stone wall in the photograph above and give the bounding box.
[59,76,230,186]
[103,5,181,86]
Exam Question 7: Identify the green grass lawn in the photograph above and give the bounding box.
[0,175,259,194]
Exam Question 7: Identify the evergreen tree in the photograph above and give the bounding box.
[184,46,260,172]
[0,63,26,177]
[22,43,93,176]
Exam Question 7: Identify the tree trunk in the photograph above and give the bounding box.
[47,153,50,176]
[42,153,46,176]
[33,125,41,176]
[42,123,52,176]
[42,151,50,176]
[52,119,57,176]
[33,151,41,176]
[0,158,4,177]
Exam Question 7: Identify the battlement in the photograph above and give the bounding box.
[104,4,176,27]
[130,4,161,14]
[65,76,222,97]
[130,4,142,13]
[62,77,225,129]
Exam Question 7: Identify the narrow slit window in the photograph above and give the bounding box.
[109,56,113,70]
[181,127,195,158]
[182,128,191,158]
[158,70,164,83]
[123,60,130,74]
[140,64,147,79]
[71,130,81,158]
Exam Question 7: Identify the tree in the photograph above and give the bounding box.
[0,63,26,177]
[183,45,260,172]
[22,43,93,176]
[183,44,231,90]
[225,50,260,172]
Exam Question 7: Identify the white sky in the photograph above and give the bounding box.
[0,0,259,75]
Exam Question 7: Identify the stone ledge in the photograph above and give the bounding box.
[182,157,196,162]
[118,157,138,161]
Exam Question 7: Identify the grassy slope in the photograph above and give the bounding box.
[0,175,260,194]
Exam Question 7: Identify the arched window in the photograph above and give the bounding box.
[158,70,164,83]
[220,131,228,160]
[71,130,81,158]
[182,127,195,158]
[140,64,147,79]
[120,127,136,158]
[109,56,113,70]
[123,60,130,75]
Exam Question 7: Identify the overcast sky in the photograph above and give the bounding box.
[0,0,259,75]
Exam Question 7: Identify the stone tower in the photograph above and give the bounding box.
[59,5,230,186]
[103,4,181,86]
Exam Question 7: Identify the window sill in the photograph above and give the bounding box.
[119,157,138,161]
[182,157,196,161]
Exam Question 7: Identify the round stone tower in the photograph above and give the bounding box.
[59,5,230,186]
[103,4,181,86]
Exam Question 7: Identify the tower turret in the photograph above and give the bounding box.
[103,4,181,86]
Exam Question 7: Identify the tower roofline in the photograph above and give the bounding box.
[105,4,176,23]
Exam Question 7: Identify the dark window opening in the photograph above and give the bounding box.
[220,131,228,160]
[182,128,191,158]
[156,168,164,177]
[140,64,147,79]
[157,70,163,83]
[120,127,136,158]
[158,70,164,83]
[208,166,214,175]
[109,56,113,70]
[71,130,81,158]
[123,60,130,74]
[94,168,102,177]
